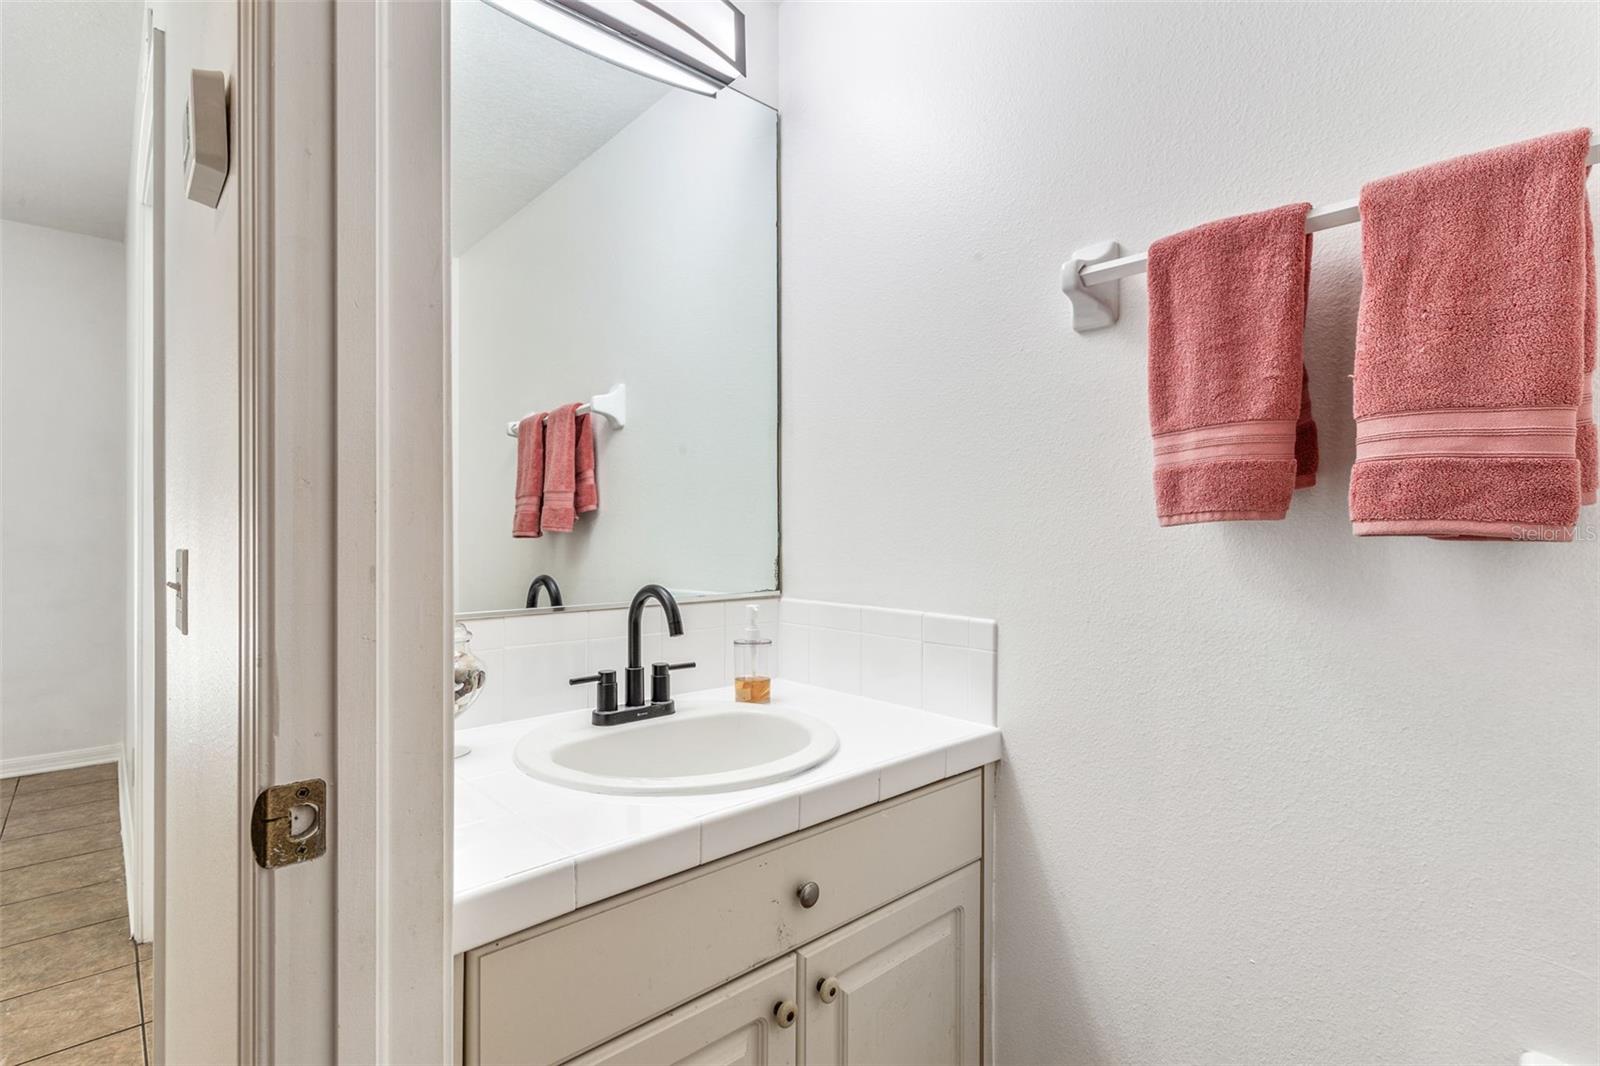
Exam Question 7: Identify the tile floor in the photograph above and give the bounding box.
[0,764,154,1065]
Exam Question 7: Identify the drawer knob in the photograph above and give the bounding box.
[773,999,798,1028]
[796,881,821,908]
[816,976,841,1004]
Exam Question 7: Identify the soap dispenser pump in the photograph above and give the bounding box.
[733,605,772,704]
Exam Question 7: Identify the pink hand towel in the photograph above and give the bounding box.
[1350,128,1595,540]
[574,411,599,515]
[512,412,545,538]
[540,403,582,533]
[1147,203,1317,525]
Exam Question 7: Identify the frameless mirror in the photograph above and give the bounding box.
[450,0,778,615]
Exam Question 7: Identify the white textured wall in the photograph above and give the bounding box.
[455,88,778,611]
[777,4,1599,1063]
[1,219,128,766]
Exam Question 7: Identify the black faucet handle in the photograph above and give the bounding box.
[570,669,618,713]
[649,661,696,705]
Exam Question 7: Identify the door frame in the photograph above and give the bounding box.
[330,1,455,1060]
[229,0,453,1058]
[126,7,164,950]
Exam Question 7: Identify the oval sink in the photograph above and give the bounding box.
[513,705,839,796]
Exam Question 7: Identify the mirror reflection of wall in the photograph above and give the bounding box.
[451,0,779,615]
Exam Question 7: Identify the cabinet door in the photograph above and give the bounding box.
[566,956,799,1066]
[798,863,980,1066]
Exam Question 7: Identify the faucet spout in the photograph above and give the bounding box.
[625,584,683,707]
[525,574,563,609]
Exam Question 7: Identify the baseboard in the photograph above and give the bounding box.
[0,743,124,780]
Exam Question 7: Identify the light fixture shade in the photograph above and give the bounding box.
[483,0,746,97]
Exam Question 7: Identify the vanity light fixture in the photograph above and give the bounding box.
[483,0,745,97]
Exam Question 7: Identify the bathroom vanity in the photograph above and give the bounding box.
[451,683,1000,1066]
[459,771,986,1064]
[446,7,1001,1057]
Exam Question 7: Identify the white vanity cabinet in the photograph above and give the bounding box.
[568,957,799,1066]
[458,770,990,1066]
[798,864,980,1065]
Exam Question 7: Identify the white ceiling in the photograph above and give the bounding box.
[2,0,143,242]
[450,0,669,254]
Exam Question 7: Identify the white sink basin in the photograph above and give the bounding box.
[512,704,840,796]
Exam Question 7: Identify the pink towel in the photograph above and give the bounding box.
[574,411,598,515]
[512,413,545,538]
[1350,128,1595,541]
[1147,203,1317,525]
[540,403,582,533]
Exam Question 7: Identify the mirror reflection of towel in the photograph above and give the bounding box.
[540,403,582,532]
[512,412,545,538]
[575,411,598,515]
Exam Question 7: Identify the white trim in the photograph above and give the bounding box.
[236,1,277,1059]
[0,743,123,780]
[336,1,453,1059]
[119,747,140,938]
[125,9,164,951]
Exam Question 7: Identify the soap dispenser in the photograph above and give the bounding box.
[733,605,772,703]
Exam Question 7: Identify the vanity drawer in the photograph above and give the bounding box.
[464,771,982,1066]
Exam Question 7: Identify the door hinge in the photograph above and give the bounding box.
[251,778,327,869]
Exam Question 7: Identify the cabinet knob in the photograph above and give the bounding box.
[816,976,840,1004]
[773,999,798,1028]
[796,881,820,908]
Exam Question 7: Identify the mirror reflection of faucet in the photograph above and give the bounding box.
[525,574,563,609]
[570,583,694,726]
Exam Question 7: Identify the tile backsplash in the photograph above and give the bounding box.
[777,599,996,726]
[455,595,997,731]
[454,596,777,730]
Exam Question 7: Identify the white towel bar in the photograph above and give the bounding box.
[1063,137,1600,332]
[505,383,627,436]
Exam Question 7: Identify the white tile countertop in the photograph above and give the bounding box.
[452,680,1002,954]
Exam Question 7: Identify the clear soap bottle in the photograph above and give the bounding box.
[733,604,772,703]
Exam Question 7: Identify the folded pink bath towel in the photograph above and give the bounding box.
[1147,203,1317,525]
[574,410,598,515]
[540,403,582,533]
[1350,128,1595,540]
[512,412,545,538]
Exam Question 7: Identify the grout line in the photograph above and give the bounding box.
[133,934,151,1066]
[0,849,126,904]
[0,907,131,953]
[132,940,149,1030]
[13,773,119,797]
[0,872,126,910]
[0,812,123,843]
[0,826,125,871]
[0,957,137,1004]
[14,1023,143,1064]
[3,792,121,819]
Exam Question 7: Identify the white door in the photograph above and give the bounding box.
[154,0,246,1060]
[569,957,800,1066]
[797,864,982,1066]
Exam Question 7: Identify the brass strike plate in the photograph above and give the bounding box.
[251,778,327,869]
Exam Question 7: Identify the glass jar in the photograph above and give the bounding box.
[453,623,486,757]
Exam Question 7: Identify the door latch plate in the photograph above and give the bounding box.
[251,778,327,869]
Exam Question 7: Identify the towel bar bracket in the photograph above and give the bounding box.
[1062,240,1122,333]
[505,382,627,437]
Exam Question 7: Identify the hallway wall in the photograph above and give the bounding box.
[1,219,129,772]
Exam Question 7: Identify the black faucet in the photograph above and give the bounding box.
[525,574,562,609]
[570,583,694,726]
